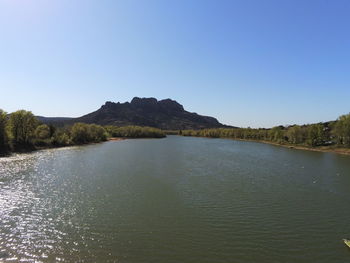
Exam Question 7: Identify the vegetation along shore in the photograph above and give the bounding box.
[1,107,349,157]
[179,113,350,156]
[0,109,165,156]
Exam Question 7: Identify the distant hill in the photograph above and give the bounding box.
[36,117,74,127]
[39,97,230,130]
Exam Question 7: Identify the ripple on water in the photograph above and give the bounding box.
[0,149,85,262]
[1,138,350,263]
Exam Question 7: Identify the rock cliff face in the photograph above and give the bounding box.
[73,97,227,130]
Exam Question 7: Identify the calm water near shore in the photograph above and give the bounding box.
[1,136,350,262]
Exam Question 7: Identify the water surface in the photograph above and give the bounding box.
[1,136,350,262]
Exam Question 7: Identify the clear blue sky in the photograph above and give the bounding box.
[0,0,349,128]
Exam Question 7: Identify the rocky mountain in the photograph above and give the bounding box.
[40,97,229,130]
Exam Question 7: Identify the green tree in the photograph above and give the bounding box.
[0,109,9,153]
[8,110,38,149]
[306,124,326,146]
[34,124,52,146]
[51,128,71,146]
[105,125,165,138]
[70,123,90,144]
[35,124,51,140]
[88,124,107,142]
[70,123,108,144]
[306,124,318,146]
[269,126,285,143]
[287,125,303,144]
[334,113,350,146]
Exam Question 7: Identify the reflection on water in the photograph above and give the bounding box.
[1,150,77,262]
[0,137,350,262]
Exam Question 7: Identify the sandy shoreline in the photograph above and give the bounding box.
[108,137,126,141]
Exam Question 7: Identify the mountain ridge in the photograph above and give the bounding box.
[39,97,231,130]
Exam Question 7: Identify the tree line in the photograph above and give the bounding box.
[1,109,349,154]
[0,109,109,154]
[104,125,166,138]
[180,113,350,148]
[0,109,165,155]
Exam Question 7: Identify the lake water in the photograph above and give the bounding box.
[1,136,350,262]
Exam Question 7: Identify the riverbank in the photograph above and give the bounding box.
[0,136,169,158]
[0,139,122,158]
[179,134,350,156]
[223,137,350,156]
[268,141,350,156]
[108,137,126,141]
